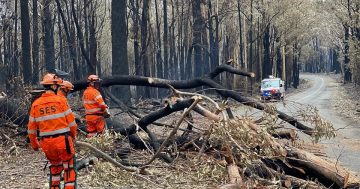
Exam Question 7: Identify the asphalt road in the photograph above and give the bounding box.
[283,73,360,174]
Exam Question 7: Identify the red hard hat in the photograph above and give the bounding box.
[40,73,63,85]
[60,81,74,90]
[87,75,100,83]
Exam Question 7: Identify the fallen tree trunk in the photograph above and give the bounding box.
[73,63,255,91]
[73,63,314,135]
[271,170,325,189]
[111,98,195,135]
[263,161,326,188]
[141,96,201,166]
[104,87,199,134]
[286,147,360,188]
[245,160,326,188]
[103,98,202,164]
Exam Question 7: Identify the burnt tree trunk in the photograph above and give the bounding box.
[292,42,299,88]
[84,0,89,65]
[183,1,192,79]
[154,0,165,97]
[170,1,178,79]
[276,38,282,78]
[256,17,262,81]
[130,0,142,98]
[192,0,203,78]
[262,24,271,79]
[343,25,352,83]
[13,0,19,76]
[32,0,39,84]
[249,0,253,73]
[163,0,169,79]
[237,0,244,69]
[111,0,131,103]
[208,0,215,72]
[200,1,209,77]
[154,0,163,80]
[140,0,151,98]
[58,12,64,70]
[43,0,55,72]
[332,48,341,74]
[89,1,97,75]
[178,1,185,79]
[20,0,32,84]
[248,0,254,95]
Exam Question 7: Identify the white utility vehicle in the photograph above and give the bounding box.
[260,76,285,101]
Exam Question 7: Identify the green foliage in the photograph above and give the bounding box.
[295,104,336,143]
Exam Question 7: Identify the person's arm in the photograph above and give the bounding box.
[63,102,77,138]
[94,90,108,110]
[27,106,40,150]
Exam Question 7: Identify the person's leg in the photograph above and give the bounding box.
[63,157,77,189]
[96,116,105,134]
[86,115,98,137]
[41,139,63,189]
[49,161,63,189]
[60,135,77,189]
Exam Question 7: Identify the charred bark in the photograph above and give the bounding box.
[32,0,39,84]
[43,0,55,72]
[111,98,195,136]
[111,0,131,103]
[192,0,204,78]
[140,0,151,98]
[13,0,19,76]
[343,25,352,83]
[163,0,169,79]
[20,0,32,84]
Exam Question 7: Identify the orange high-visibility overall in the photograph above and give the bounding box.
[28,92,77,189]
[82,86,108,137]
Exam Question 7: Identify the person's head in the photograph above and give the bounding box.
[40,73,63,94]
[60,80,74,96]
[87,75,101,89]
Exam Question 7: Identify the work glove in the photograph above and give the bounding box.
[31,142,40,151]
[104,108,111,118]
[30,138,40,151]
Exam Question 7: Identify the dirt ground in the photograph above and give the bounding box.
[0,128,48,188]
[330,74,360,123]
